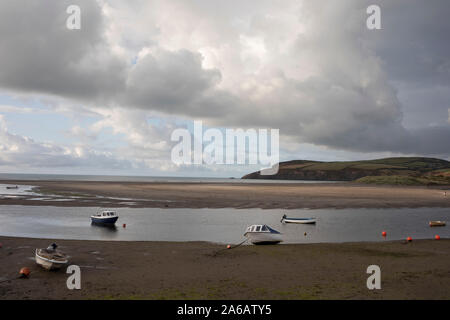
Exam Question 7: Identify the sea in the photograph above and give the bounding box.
[0,173,337,184]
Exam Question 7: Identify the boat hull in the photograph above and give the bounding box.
[429,221,446,227]
[35,250,68,271]
[282,218,316,224]
[245,232,283,245]
[91,216,118,225]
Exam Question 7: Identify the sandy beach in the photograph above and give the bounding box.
[1,180,449,300]
[0,180,449,209]
[1,236,449,300]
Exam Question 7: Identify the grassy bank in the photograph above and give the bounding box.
[243,157,450,186]
[355,174,450,186]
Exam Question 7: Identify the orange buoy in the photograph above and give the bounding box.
[382,231,387,237]
[406,236,412,242]
[122,223,126,228]
[19,267,30,278]
[227,245,231,249]
[435,235,440,240]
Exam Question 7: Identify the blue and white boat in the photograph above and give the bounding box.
[91,210,119,225]
[244,224,283,245]
[281,214,316,224]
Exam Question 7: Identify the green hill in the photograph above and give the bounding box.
[242,157,450,185]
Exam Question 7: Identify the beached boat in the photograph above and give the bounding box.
[429,221,446,227]
[281,214,316,224]
[35,244,68,270]
[244,224,283,245]
[91,210,119,225]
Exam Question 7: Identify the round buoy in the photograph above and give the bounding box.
[435,235,440,240]
[19,267,30,278]
[406,236,412,242]
[382,231,387,237]
[304,232,307,236]
[227,245,231,249]
[122,223,126,228]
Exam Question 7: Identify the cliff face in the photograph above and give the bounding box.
[243,168,409,181]
[242,157,450,181]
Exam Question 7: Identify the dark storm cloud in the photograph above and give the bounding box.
[123,49,229,117]
[0,0,127,100]
[366,0,450,86]
[0,0,448,158]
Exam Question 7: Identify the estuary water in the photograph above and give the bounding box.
[0,206,448,244]
[0,173,337,184]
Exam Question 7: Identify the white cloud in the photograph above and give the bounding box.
[0,114,131,169]
[0,105,36,114]
[0,0,449,175]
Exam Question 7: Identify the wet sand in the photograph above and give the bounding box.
[0,236,449,299]
[0,180,449,208]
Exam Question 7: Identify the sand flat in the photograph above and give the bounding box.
[0,180,449,208]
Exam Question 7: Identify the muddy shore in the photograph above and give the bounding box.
[1,236,449,299]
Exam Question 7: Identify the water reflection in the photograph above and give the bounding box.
[90,222,118,231]
[0,205,448,244]
[90,222,119,239]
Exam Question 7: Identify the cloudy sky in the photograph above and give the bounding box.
[0,0,449,177]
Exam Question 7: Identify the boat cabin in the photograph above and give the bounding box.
[94,210,117,217]
[245,224,277,233]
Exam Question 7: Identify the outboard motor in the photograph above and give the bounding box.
[46,243,58,251]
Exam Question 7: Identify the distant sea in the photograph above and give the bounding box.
[0,173,336,184]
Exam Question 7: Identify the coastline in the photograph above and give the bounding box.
[1,236,449,299]
[2,179,449,299]
[1,180,449,209]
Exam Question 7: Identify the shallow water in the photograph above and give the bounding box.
[0,173,338,184]
[0,184,38,196]
[0,206,448,244]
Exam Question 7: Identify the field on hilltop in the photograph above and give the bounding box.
[242,157,450,185]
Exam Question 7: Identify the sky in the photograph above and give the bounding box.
[0,0,449,177]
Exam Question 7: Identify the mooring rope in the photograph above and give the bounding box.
[212,238,248,257]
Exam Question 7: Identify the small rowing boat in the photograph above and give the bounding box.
[429,221,446,227]
[281,214,316,224]
[35,244,69,270]
[244,224,283,245]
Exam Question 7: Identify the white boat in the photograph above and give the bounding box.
[281,214,316,224]
[429,221,446,227]
[35,244,68,270]
[244,224,283,245]
[91,210,119,225]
